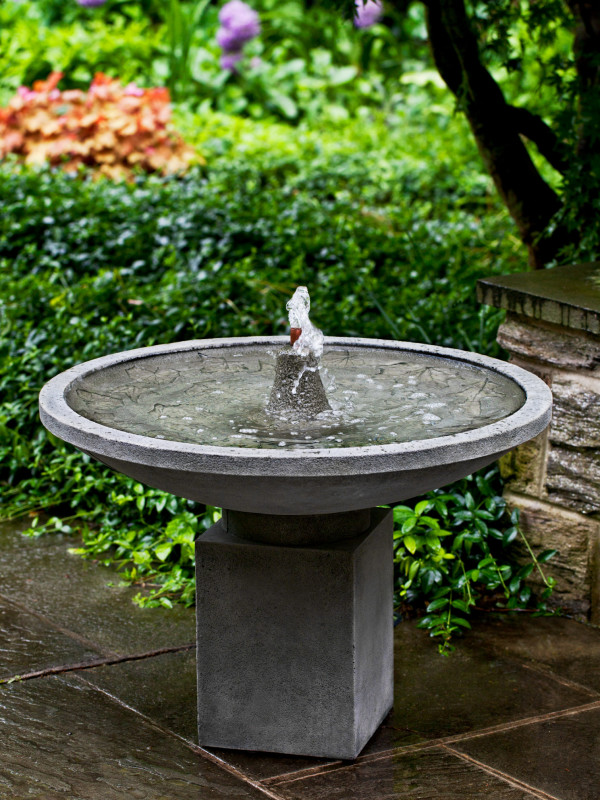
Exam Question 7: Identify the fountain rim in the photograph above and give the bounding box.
[39,335,552,475]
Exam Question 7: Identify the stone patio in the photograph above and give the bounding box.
[1,518,599,799]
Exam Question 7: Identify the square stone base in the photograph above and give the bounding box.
[195,508,393,759]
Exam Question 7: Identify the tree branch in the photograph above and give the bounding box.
[568,1,600,156]
[506,106,568,175]
[423,0,565,266]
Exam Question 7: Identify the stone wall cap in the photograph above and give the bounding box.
[477,262,600,334]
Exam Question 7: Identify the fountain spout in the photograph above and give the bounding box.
[267,287,331,419]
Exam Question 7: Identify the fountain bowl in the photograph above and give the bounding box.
[39,336,552,517]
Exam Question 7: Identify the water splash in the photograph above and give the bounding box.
[286,287,324,359]
[291,362,318,396]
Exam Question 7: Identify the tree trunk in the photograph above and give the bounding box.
[423,0,564,268]
[570,0,600,157]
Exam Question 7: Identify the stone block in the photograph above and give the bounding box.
[549,371,600,448]
[477,262,600,334]
[195,508,394,760]
[497,315,600,370]
[504,491,597,616]
[499,430,547,497]
[546,445,600,514]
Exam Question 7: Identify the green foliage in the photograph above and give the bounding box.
[0,1,162,101]
[0,0,428,122]
[69,505,222,608]
[5,0,599,263]
[19,0,164,27]
[468,1,600,262]
[393,467,557,654]
[166,0,213,102]
[0,106,525,612]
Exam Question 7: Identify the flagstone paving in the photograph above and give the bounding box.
[1,518,599,799]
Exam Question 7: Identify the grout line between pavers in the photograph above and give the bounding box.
[467,627,600,700]
[270,739,564,798]
[73,675,287,800]
[519,659,600,699]
[0,590,116,658]
[0,643,195,685]
[441,698,600,746]
[261,760,345,786]
[441,743,562,800]
[267,698,600,787]
[265,743,440,786]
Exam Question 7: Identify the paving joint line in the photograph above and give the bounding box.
[519,658,600,698]
[0,591,115,658]
[265,743,439,786]
[467,633,600,699]
[440,698,600,745]
[0,643,195,685]
[267,698,600,786]
[73,675,287,800]
[440,743,562,800]
[262,759,345,786]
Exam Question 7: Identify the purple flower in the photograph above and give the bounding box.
[218,0,260,38]
[354,0,383,28]
[76,0,107,6]
[220,51,243,72]
[216,0,260,70]
[216,26,250,52]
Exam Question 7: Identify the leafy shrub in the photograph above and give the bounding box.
[64,504,223,609]
[0,72,196,179]
[0,106,552,628]
[393,467,557,654]
[33,0,164,26]
[0,1,162,105]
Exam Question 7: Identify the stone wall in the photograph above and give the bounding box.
[495,314,600,621]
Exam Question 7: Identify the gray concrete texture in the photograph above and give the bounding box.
[195,509,394,760]
[222,507,372,546]
[267,348,331,417]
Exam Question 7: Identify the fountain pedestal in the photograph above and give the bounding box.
[195,507,393,759]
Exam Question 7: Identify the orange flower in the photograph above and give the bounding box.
[0,72,201,179]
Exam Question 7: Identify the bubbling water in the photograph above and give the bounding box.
[267,287,330,418]
[287,287,324,360]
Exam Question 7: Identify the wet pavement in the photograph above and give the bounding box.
[1,518,599,799]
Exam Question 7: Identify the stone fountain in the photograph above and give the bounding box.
[39,287,552,760]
